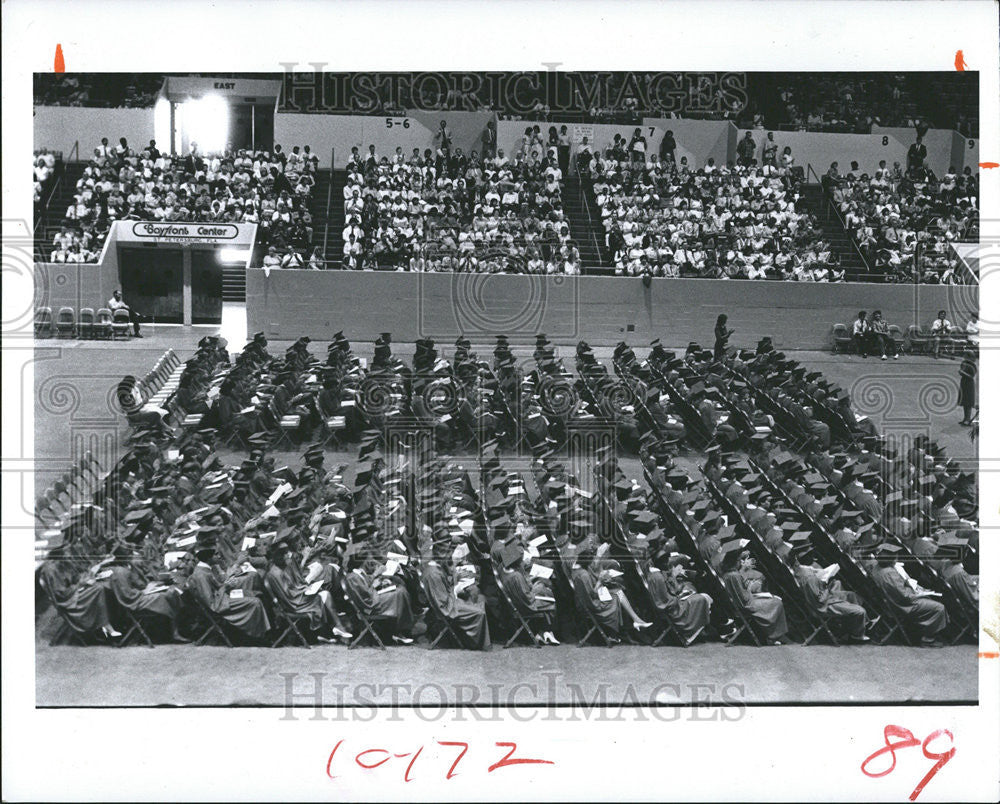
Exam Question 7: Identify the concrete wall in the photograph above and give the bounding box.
[274,111,494,168]
[33,106,156,158]
[246,269,978,350]
[34,255,121,313]
[495,118,735,169]
[872,126,965,176]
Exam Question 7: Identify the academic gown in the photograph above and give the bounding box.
[500,567,556,615]
[423,561,490,650]
[188,563,270,639]
[108,565,182,621]
[873,565,948,638]
[722,569,788,641]
[345,569,415,633]
[647,568,711,640]
[265,563,334,631]
[39,561,112,632]
[794,565,866,638]
[942,563,978,609]
[570,566,622,635]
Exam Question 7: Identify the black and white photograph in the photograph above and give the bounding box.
[3,1,998,801]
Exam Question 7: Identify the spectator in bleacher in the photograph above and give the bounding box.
[108,289,142,337]
[906,136,927,172]
[761,132,778,167]
[659,130,676,166]
[627,127,647,163]
[481,120,498,159]
[736,131,756,166]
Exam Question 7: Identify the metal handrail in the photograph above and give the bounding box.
[807,162,874,276]
[575,166,606,267]
[322,146,335,263]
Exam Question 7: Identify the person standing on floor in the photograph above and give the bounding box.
[958,352,977,426]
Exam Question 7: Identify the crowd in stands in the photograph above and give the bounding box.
[33,149,59,206]
[825,146,979,283]
[48,138,320,264]
[584,129,843,280]
[34,73,163,108]
[340,124,578,273]
[38,328,977,650]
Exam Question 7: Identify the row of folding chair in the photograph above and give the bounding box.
[35,306,132,339]
[35,450,106,553]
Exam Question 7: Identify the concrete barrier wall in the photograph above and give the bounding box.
[246,269,978,350]
[274,111,493,168]
[34,256,121,314]
[33,106,156,158]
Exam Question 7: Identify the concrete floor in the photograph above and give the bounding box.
[29,324,980,708]
[35,643,978,707]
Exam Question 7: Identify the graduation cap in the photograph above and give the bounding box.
[303,445,324,465]
[719,539,747,567]
[629,509,658,532]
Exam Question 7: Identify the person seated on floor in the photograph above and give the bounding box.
[646,550,713,645]
[344,552,418,645]
[422,545,491,650]
[571,547,652,643]
[265,540,352,643]
[862,543,949,647]
[721,544,789,645]
[788,542,877,642]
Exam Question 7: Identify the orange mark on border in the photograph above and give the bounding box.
[954,50,967,71]
[978,652,998,659]
[979,162,999,169]
[54,44,65,73]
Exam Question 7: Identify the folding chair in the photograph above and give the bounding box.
[35,306,53,338]
[567,571,617,647]
[78,307,95,339]
[491,563,544,648]
[340,574,387,650]
[419,570,465,650]
[95,308,113,339]
[116,606,157,648]
[636,571,689,647]
[55,306,76,338]
[38,574,99,646]
[112,308,131,339]
[831,323,852,354]
[263,575,312,648]
[191,594,235,647]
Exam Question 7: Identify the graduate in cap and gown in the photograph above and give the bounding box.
[646,550,713,645]
[789,543,873,641]
[721,545,788,644]
[423,545,491,650]
[344,553,417,644]
[38,548,121,640]
[265,541,352,642]
[863,545,949,646]
[186,549,271,642]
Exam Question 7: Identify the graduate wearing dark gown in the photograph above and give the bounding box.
[870,560,949,645]
[423,558,490,650]
[265,546,351,639]
[345,557,416,637]
[108,562,184,622]
[942,560,978,609]
[38,557,116,635]
[497,551,559,644]
[722,550,788,643]
[187,555,270,641]
[647,554,712,644]
[570,552,623,637]
[791,550,870,640]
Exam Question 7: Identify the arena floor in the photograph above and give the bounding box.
[30,320,980,707]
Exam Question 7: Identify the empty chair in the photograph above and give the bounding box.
[111,308,131,339]
[95,308,113,339]
[78,307,95,339]
[35,307,53,337]
[55,307,76,338]
[907,324,930,354]
[832,323,852,354]
[888,324,906,354]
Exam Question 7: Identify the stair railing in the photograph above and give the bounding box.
[322,146,335,265]
[575,167,606,271]
[806,162,874,277]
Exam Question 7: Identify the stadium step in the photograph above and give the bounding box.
[563,175,611,272]
[222,264,247,302]
[323,169,349,267]
[798,183,873,280]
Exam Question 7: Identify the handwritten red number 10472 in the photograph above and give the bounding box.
[860,726,955,800]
